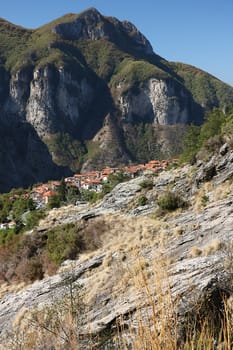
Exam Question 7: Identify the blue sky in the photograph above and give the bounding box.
[0,0,232,86]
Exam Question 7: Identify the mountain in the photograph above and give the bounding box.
[0,7,233,192]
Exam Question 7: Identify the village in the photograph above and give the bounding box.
[30,159,175,206]
[0,159,176,230]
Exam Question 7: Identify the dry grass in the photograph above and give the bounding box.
[5,241,233,350]
[192,182,213,212]
[2,203,233,349]
[188,240,224,259]
[202,239,224,256]
[213,180,233,202]
[113,251,233,350]
[189,246,203,258]
[173,225,184,237]
[0,282,27,301]
[192,178,233,213]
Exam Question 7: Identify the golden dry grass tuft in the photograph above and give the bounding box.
[202,239,224,256]
[189,246,203,258]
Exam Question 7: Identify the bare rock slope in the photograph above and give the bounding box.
[0,144,233,347]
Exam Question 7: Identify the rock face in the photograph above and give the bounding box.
[0,7,233,191]
[53,8,154,54]
[26,66,94,137]
[118,78,190,124]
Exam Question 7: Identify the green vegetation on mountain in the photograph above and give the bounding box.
[110,59,170,93]
[44,133,86,171]
[0,9,231,108]
[172,62,233,109]
[181,107,233,162]
[0,19,32,69]
[124,123,162,162]
[77,40,129,81]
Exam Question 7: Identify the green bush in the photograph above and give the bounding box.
[137,196,148,206]
[139,179,154,190]
[201,195,209,207]
[47,194,62,209]
[0,228,15,246]
[80,190,99,203]
[157,191,186,211]
[181,107,233,162]
[25,210,46,230]
[46,223,84,266]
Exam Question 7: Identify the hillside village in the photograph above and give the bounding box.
[31,159,172,206]
[0,159,175,230]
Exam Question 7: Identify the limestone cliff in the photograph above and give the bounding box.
[117,78,191,124]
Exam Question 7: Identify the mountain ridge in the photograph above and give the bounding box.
[0,8,233,192]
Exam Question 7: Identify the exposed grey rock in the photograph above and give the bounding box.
[26,65,94,137]
[195,155,217,183]
[117,78,191,125]
[1,156,233,346]
[121,20,153,54]
[0,8,233,192]
[52,8,153,55]
[196,150,233,186]
[1,191,232,346]
[0,253,106,340]
[100,177,143,210]
[219,142,228,156]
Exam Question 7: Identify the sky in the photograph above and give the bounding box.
[0,0,232,86]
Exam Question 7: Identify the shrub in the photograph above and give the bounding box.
[80,190,99,203]
[201,195,209,207]
[157,191,186,211]
[47,194,62,209]
[189,246,203,258]
[137,196,148,206]
[25,210,46,230]
[203,135,223,152]
[15,257,44,282]
[46,223,84,266]
[139,179,154,190]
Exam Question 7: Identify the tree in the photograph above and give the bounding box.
[47,194,61,209]
[199,108,225,144]
[181,124,201,162]
[57,178,67,202]
[66,186,81,204]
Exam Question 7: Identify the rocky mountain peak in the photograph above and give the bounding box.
[52,8,154,54]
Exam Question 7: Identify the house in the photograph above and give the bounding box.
[42,190,58,205]
[80,179,103,193]
[0,221,16,230]
[8,221,16,229]
[0,223,8,230]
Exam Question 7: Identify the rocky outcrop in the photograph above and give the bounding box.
[53,8,153,55]
[25,65,95,137]
[195,143,233,185]
[3,66,32,119]
[118,78,191,124]
[0,156,233,347]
